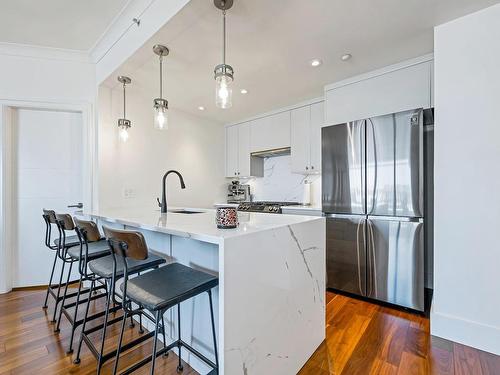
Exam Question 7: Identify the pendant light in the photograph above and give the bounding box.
[153,44,169,130]
[214,0,234,109]
[117,76,132,143]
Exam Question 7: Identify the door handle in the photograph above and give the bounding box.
[67,203,83,209]
[356,218,365,296]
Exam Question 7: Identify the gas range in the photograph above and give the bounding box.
[238,201,301,214]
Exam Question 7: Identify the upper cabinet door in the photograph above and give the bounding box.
[325,61,432,126]
[310,101,324,173]
[250,111,291,152]
[291,106,311,173]
[225,125,239,178]
[238,121,252,177]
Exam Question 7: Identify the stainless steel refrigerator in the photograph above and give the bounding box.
[322,108,426,311]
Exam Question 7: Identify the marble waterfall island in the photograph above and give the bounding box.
[87,208,326,375]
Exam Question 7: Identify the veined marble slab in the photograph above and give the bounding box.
[87,207,321,244]
[87,208,325,375]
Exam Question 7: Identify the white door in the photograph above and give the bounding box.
[237,122,251,177]
[225,125,238,178]
[309,101,324,173]
[290,106,310,173]
[13,108,83,287]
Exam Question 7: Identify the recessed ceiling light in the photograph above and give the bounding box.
[341,53,352,61]
[310,59,322,67]
[198,106,205,111]
[240,89,248,94]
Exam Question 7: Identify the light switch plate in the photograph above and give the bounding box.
[123,187,136,199]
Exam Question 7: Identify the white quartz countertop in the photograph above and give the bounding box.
[85,207,323,245]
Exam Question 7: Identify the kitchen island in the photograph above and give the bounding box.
[86,207,325,375]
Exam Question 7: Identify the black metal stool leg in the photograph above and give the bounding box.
[177,303,183,372]
[139,312,144,334]
[43,251,59,309]
[51,260,66,323]
[74,279,95,364]
[150,310,161,375]
[97,282,113,374]
[66,273,84,353]
[112,310,128,375]
[55,260,74,333]
[161,314,168,357]
[208,289,219,372]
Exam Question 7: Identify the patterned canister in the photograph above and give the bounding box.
[214,204,239,229]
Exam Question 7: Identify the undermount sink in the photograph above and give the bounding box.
[168,209,204,214]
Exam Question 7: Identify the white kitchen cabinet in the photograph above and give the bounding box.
[250,111,291,152]
[225,122,263,178]
[226,125,239,178]
[310,101,324,172]
[291,106,310,173]
[325,59,433,126]
[290,101,324,174]
[237,122,251,177]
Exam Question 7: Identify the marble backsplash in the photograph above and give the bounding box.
[241,155,322,206]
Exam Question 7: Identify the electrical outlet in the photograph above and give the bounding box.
[123,187,136,199]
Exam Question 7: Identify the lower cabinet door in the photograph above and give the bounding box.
[366,217,424,311]
[326,216,367,296]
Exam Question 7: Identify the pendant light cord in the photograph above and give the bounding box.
[123,83,126,118]
[159,54,163,99]
[222,9,226,65]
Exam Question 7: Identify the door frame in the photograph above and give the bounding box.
[0,98,97,293]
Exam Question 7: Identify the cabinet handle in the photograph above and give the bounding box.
[305,166,309,170]
[237,172,240,175]
[311,165,314,170]
[234,172,237,175]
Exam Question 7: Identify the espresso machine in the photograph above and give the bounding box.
[227,181,251,203]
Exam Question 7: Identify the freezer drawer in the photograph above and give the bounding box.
[322,121,365,215]
[366,109,423,217]
[326,216,366,295]
[366,217,424,311]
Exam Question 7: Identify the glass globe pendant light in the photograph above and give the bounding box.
[153,44,169,130]
[117,76,132,143]
[214,0,234,109]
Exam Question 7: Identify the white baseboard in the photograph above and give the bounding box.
[431,311,500,355]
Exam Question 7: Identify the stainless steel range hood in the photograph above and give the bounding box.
[250,147,291,158]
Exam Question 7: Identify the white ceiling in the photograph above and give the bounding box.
[106,0,498,124]
[0,0,129,50]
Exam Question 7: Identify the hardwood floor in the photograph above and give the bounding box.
[1,289,498,374]
[0,288,196,375]
[298,292,500,375]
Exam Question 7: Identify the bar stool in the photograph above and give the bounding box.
[73,227,166,374]
[54,216,116,353]
[104,226,219,375]
[42,209,80,321]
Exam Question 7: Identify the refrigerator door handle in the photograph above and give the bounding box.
[367,118,378,215]
[356,217,365,296]
[366,218,377,298]
[360,120,367,214]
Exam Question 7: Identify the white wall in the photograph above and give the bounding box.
[0,46,95,103]
[0,47,96,293]
[433,4,500,355]
[98,84,226,210]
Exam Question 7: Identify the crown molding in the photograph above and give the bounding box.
[0,42,90,63]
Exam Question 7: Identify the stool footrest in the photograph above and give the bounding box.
[118,338,217,375]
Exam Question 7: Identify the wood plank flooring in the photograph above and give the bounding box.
[1,289,499,374]
[0,288,196,375]
[298,292,500,375]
